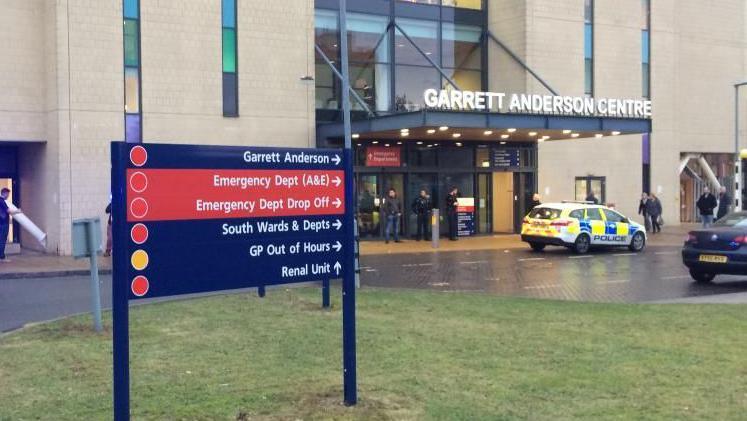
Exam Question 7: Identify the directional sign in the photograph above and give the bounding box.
[111,142,356,419]
[113,143,347,300]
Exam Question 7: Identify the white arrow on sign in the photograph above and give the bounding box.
[333,219,342,230]
[333,241,342,252]
[332,176,342,187]
[334,261,342,275]
[333,198,342,208]
[332,154,341,165]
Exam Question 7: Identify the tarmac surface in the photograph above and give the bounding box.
[2,225,746,333]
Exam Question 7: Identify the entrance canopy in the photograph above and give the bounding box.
[317,110,651,144]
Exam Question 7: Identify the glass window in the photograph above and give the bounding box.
[641,30,649,63]
[444,68,482,92]
[408,143,438,166]
[395,18,439,66]
[398,0,441,5]
[124,19,139,67]
[438,146,472,168]
[569,209,584,219]
[584,59,593,95]
[641,0,650,29]
[125,114,141,143]
[348,13,389,64]
[442,0,482,10]
[222,0,236,28]
[584,0,593,23]
[442,23,481,69]
[528,207,562,220]
[123,0,138,19]
[475,146,490,168]
[586,208,603,221]
[584,24,593,59]
[350,62,391,112]
[395,65,440,111]
[222,72,238,116]
[124,67,139,113]
[315,9,339,62]
[603,209,625,223]
[642,63,650,98]
[315,63,338,109]
[223,28,237,72]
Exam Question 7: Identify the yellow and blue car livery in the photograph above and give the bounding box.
[521,202,647,253]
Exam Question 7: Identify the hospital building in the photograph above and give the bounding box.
[1,0,746,254]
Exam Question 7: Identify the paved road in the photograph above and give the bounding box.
[360,244,747,302]
[3,244,747,332]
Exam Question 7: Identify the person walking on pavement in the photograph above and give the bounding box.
[411,189,431,241]
[697,186,718,228]
[0,188,19,262]
[383,188,402,244]
[446,187,459,241]
[585,191,599,204]
[638,192,651,232]
[104,199,113,256]
[717,186,732,220]
[646,193,663,234]
[530,193,542,209]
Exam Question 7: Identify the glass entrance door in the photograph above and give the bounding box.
[477,173,491,233]
[438,173,475,236]
[356,174,380,238]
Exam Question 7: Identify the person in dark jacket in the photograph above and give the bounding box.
[382,188,402,244]
[105,200,113,256]
[585,192,599,204]
[638,192,651,232]
[717,186,732,220]
[0,188,16,262]
[530,193,542,209]
[646,193,663,233]
[411,189,431,241]
[696,187,718,228]
[446,187,459,241]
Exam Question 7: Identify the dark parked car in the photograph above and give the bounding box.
[682,211,747,282]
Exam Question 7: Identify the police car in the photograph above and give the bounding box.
[520,201,647,254]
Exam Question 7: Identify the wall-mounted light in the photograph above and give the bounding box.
[484,130,493,135]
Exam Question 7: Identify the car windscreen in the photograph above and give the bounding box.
[528,207,562,220]
[713,212,747,227]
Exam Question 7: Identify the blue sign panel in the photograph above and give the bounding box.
[492,148,520,168]
[112,143,347,300]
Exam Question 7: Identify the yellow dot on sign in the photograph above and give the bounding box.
[131,249,149,271]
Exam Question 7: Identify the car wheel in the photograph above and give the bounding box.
[628,232,646,252]
[529,242,546,252]
[573,234,591,254]
[689,269,716,283]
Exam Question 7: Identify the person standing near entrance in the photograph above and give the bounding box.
[382,188,402,244]
[638,192,651,232]
[446,187,459,241]
[411,189,431,241]
[530,193,542,209]
[697,187,718,228]
[717,186,732,220]
[0,188,19,262]
[646,193,663,234]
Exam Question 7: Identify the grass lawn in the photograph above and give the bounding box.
[0,287,745,420]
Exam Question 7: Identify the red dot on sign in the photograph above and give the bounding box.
[129,171,148,193]
[129,146,147,167]
[131,276,149,297]
[130,223,148,244]
[130,198,148,219]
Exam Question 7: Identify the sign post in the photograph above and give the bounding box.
[339,0,358,406]
[111,142,354,419]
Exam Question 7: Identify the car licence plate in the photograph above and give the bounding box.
[698,254,728,263]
